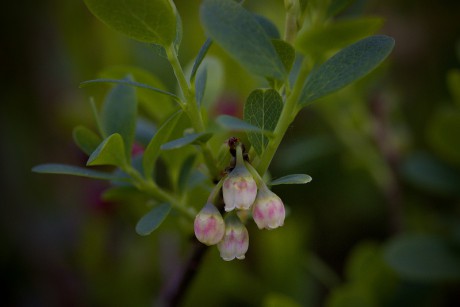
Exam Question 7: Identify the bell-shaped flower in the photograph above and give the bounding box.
[194,202,225,245]
[217,214,249,261]
[222,147,257,211]
[252,186,285,230]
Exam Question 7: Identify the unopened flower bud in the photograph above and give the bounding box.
[252,187,285,230]
[217,214,249,261]
[223,162,257,212]
[194,202,225,245]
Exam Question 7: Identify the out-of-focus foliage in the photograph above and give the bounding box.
[2,0,460,306]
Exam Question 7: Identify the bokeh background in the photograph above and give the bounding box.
[2,0,460,306]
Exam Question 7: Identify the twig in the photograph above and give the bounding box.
[157,239,209,307]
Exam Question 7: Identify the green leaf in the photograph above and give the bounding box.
[143,110,183,180]
[270,174,312,185]
[83,0,177,46]
[161,132,213,150]
[174,10,183,52]
[254,14,280,39]
[401,152,460,197]
[72,126,102,156]
[80,78,178,100]
[200,0,285,80]
[98,66,176,122]
[299,35,395,106]
[177,154,196,192]
[195,66,207,106]
[263,293,302,307]
[190,38,213,82]
[296,17,384,56]
[244,89,283,155]
[32,163,128,181]
[326,0,356,18]
[87,133,127,168]
[447,69,460,106]
[427,109,460,166]
[272,39,296,73]
[100,76,137,158]
[216,115,274,136]
[135,203,172,236]
[384,234,460,282]
[90,97,104,137]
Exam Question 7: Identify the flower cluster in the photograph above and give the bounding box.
[194,140,285,261]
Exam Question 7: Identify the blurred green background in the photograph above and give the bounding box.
[1,0,460,306]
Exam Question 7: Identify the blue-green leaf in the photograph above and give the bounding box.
[80,78,178,100]
[270,174,312,185]
[190,38,213,82]
[216,115,274,136]
[177,154,197,192]
[72,126,102,156]
[244,89,283,155]
[254,14,280,39]
[200,0,285,80]
[401,152,460,197]
[143,110,183,180]
[195,66,207,106]
[272,39,296,73]
[98,66,176,122]
[32,163,128,181]
[161,132,213,150]
[384,234,460,282]
[100,77,137,158]
[299,35,395,106]
[83,0,177,46]
[135,203,172,236]
[87,133,127,168]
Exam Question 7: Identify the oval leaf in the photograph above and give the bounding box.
[254,14,280,39]
[87,133,127,168]
[161,132,213,150]
[83,0,177,46]
[143,110,183,179]
[136,203,172,236]
[98,66,176,122]
[100,76,137,158]
[244,89,283,155]
[270,174,312,185]
[401,152,460,197]
[72,126,102,156]
[384,234,460,282]
[299,35,395,106]
[272,39,296,74]
[32,163,127,181]
[200,0,285,80]
[216,115,274,136]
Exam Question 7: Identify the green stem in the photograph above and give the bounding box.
[124,164,196,220]
[256,58,312,175]
[166,45,219,180]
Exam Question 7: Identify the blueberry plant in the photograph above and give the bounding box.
[33,0,394,302]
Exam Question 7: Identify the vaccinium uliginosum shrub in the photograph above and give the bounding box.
[33,0,394,263]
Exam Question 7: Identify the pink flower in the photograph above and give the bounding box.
[222,164,257,211]
[194,202,225,245]
[252,187,285,230]
[217,214,249,261]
